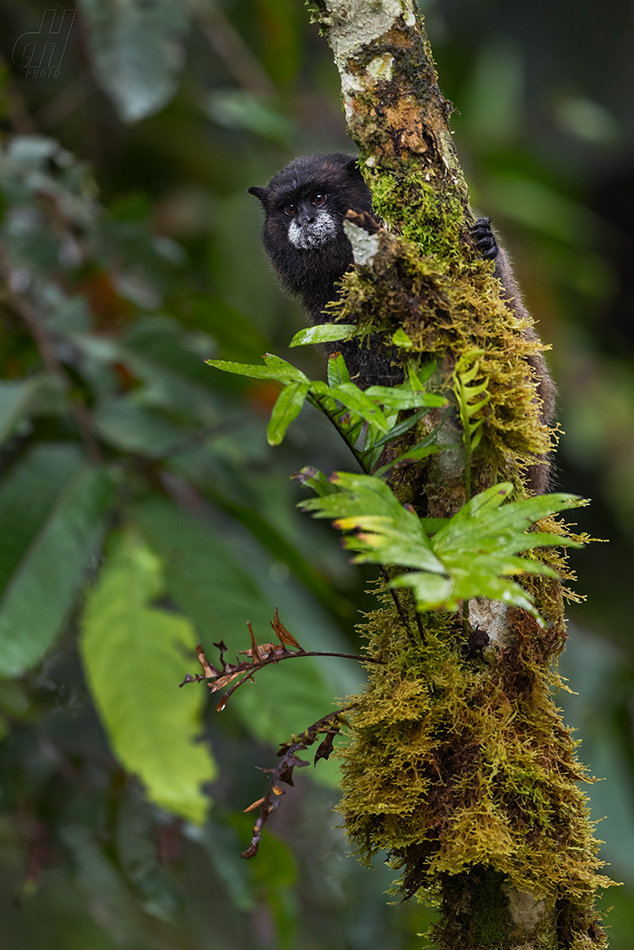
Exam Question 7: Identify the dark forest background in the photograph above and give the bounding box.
[1,1,634,947]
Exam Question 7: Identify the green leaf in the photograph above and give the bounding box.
[300,472,443,574]
[293,466,340,498]
[364,407,430,451]
[116,794,182,921]
[364,385,446,411]
[326,352,351,387]
[408,359,437,387]
[207,355,308,384]
[0,446,117,677]
[372,418,455,477]
[80,532,215,824]
[289,324,356,347]
[373,443,446,478]
[327,384,390,432]
[132,499,336,743]
[454,355,492,446]
[78,0,190,122]
[262,353,309,381]
[392,328,413,348]
[267,381,310,446]
[203,819,255,912]
[0,375,66,446]
[60,825,139,936]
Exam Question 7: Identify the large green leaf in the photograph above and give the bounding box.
[0,445,116,677]
[207,90,292,145]
[93,398,185,457]
[80,533,215,824]
[78,0,190,122]
[132,499,338,743]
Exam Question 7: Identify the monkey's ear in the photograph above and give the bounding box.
[248,186,269,204]
[347,157,360,175]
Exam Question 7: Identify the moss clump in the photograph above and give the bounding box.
[339,585,610,899]
[331,218,553,495]
[337,583,612,948]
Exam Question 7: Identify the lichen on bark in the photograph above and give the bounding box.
[307,1,615,948]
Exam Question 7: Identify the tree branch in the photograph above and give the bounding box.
[308,3,612,947]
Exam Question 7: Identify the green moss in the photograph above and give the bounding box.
[366,164,467,262]
[331,216,553,493]
[337,581,610,904]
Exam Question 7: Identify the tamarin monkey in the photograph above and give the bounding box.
[249,153,555,492]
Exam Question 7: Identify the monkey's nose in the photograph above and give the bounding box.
[296,208,315,226]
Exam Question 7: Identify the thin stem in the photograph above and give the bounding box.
[309,391,420,644]
[464,439,472,504]
[309,392,368,473]
[415,611,426,643]
[379,566,418,645]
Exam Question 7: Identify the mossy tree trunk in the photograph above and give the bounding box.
[307,2,613,947]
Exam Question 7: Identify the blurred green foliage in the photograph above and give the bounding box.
[0,0,633,947]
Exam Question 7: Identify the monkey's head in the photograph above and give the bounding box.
[249,153,374,320]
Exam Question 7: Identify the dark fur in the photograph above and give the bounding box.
[250,155,555,491]
[249,153,403,385]
[475,220,556,492]
[249,153,373,321]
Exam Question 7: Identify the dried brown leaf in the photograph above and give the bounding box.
[271,606,302,649]
[244,797,266,814]
[247,621,265,662]
[207,670,244,693]
[196,643,219,678]
[315,732,336,764]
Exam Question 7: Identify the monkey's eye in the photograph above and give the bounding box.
[283,202,297,216]
[312,193,327,206]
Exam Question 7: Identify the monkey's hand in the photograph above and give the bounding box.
[471,217,498,261]
[345,209,381,235]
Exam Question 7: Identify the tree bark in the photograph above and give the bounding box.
[307,2,613,947]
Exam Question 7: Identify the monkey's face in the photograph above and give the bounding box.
[282,192,338,250]
[249,153,374,256]
[249,177,348,258]
[249,153,375,315]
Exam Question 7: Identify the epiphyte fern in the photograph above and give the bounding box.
[453,351,491,500]
[298,475,584,624]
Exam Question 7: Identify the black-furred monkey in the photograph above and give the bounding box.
[249,153,555,491]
